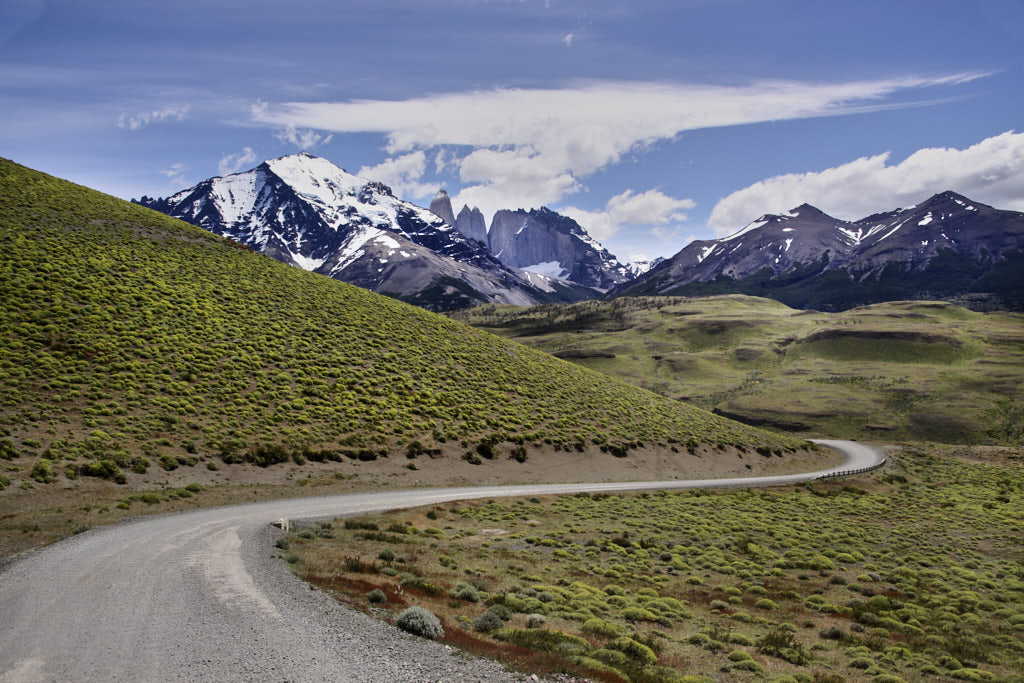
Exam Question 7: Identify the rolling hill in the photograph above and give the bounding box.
[0,158,810,505]
[452,295,1024,445]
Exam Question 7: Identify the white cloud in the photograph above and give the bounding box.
[708,130,1024,234]
[274,122,333,150]
[252,74,984,219]
[117,104,189,131]
[218,146,257,176]
[562,31,575,47]
[161,162,187,189]
[357,151,435,200]
[561,189,696,241]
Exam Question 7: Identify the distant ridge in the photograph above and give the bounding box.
[612,191,1024,310]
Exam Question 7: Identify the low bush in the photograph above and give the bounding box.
[472,611,504,633]
[450,582,480,603]
[396,606,444,639]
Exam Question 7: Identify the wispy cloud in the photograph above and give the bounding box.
[218,146,258,176]
[117,104,189,131]
[161,162,188,189]
[561,31,575,47]
[273,122,332,150]
[708,130,1024,233]
[252,73,986,219]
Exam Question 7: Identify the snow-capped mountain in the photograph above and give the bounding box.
[136,154,596,311]
[427,193,631,291]
[612,192,1024,310]
[625,256,666,278]
[489,208,631,290]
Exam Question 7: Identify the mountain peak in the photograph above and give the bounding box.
[920,190,982,211]
[790,203,825,215]
[429,188,456,227]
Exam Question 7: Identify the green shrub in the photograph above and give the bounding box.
[30,460,55,483]
[581,617,621,639]
[450,582,480,603]
[486,604,512,621]
[492,628,589,655]
[819,626,847,640]
[608,637,657,667]
[396,606,444,639]
[758,627,810,665]
[472,611,504,633]
[367,589,387,604]
[733,660,764,674]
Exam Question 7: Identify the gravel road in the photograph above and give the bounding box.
[0,439,883,682]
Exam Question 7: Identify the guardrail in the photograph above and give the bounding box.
[815,457,888,481]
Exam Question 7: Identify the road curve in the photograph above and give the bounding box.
[0,440,883,682]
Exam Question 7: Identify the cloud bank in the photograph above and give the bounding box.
[252,74,983,220]
[708,130,1024,234]
[562,189,696,242]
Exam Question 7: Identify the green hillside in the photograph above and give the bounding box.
[0,159,807,498]
[452,296,1024,445]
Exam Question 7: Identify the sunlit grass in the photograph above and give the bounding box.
[451,297,1024,445]
[288,445,1024,682]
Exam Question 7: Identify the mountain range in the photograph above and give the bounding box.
[136,154,621,311]
[612,191,1024,310]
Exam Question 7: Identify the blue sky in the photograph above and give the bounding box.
[2,0,1022,262]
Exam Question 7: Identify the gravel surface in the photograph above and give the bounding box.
[0,440,881,682]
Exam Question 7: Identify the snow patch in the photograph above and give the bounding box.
[697,245,717,264]
[918,213,934,226]
[289,252,326,271]
[522,261,568,279]
[724,218,768,242]
[374,234,401,249]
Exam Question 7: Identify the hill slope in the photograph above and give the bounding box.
[0,159,808,496]
[452,296,1024,445]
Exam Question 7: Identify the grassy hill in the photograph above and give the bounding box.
[0,159,812,550]
[451,296,1024,445]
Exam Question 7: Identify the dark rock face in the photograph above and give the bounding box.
[487,208,631,290]
[454,205,488,245]
[612,192,1024,311]
[135,153,594,311]
[428,189,456,228]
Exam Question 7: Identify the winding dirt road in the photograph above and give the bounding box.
[0,439,883,682]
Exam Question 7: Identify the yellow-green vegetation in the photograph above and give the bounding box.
[450,296,1024,445]
[288,446,1024,682]
[0,159,805,517]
